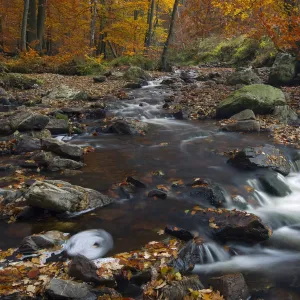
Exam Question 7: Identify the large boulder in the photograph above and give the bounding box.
[227,68,262,85]
[46,118,69,135]
[186,208,272,244]
[216,84,286,119]
[26,180,112,213]
[45,85,88,101]
[123,67,151,81]
[228,144,291,176]
[269,53,297,86]
[99,117,149,135]
[32,151,84,171]
[0,111,49,136]
[45,278,97,300]
[0,73,40,89]
[41,138,83,160]
[272,105,298,124]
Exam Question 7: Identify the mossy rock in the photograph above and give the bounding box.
[123,67,151,81]
[55,113,69,121]
[0,73,41,90]
[216,84,286,118]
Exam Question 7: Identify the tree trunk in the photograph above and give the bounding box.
[107,40,117,58]
[97,0,106,56]
[90,0,97,49]
[0,17,4,52]
[161,0,180,71]
[21,0,30,52]
[27,0,37,45]
[37,0,46,52]
[144,0,155,50]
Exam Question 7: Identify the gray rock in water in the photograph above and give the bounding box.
[228,144,291,176]
[46,278,97,300]
[46,118,69,135]
[216,84,286,119]
[269,53,297,86]
[209,273,250,300]
[26,180,112,213]
[18,231,68,254]
[221,120,260,132]
[14,136,42,154]
[272,105,298,124]
[41,138,83,160]
[259,172,292,197]
[230,109,256,121]
[227,68,262,85]
[123,67,151,81]
[32,150,84,171]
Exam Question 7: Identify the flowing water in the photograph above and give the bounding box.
[1,78,300,296]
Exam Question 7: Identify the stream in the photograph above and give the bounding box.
[1,78,300,296]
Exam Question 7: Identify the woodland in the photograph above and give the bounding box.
[0,1,300,300]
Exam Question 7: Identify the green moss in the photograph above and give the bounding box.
[0,73,41,89]
[55,113,69,121]
[109,55,158,70]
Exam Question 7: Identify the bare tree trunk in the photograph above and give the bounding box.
[21,0,30,52]
[0,17,4,52]
[37,0,46,52]
[144,0,155,50]
[97,0,106,57]
[90,0,97,49]
[161,0,180,71]
[107,40,117,58]
[27,0,37,45]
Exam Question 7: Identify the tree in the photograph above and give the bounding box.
[161,0,180,70]
[21,0,30,52]
[37,0,46,51]
[144,0,155,50]
[27,0,37,45]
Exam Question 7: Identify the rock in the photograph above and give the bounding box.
[93,75,106,83]
[232,195,248,210]
[155,276,204,300]
[124,82,142,89]
[165,225,194,241]
[68,255,102,284]
[14,136,41,153]
[87,108,106,119]
[41,138,83,160]
[216,84,286,119]
[227,68,262,85]
[272,105,298,124]
[45,85,89,101]
[104,70,112,77]
[148,189,167,199]
[186,208,271,244]
[169,240,202,273]
[208,273,250,300]
[61,107,87,116]
[269,53,297,86]
[188,179,227,208]
[25,129,52,139]
[0,88,9,105]
[259,172,292,197]
[18,231,68,254]
[119,183,136,199]
[100,117,149,135]
[123,67,151,81]
[230,109,256,121]
[126,176,146,188]
[46,278,97,300]
[91,100,106,109]
[228,144,291,176]
[161,78,178,85]
[0,73,40,89]
[25,180,112,213]
[55,113,69,121]
[220,120,260,132]
[46,118,69,135]
[32,151,84,171]
[0,189,22,204]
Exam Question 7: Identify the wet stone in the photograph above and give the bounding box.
[148,189,167,199]
[126,176,146,188]
[208,273,250,300]
[165,225,194,241]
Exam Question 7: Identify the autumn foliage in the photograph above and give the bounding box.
[0,0,300,66]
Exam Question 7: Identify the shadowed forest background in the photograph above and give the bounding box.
[1,0,300,72]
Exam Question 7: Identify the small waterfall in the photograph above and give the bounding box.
[197,242,230,264]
